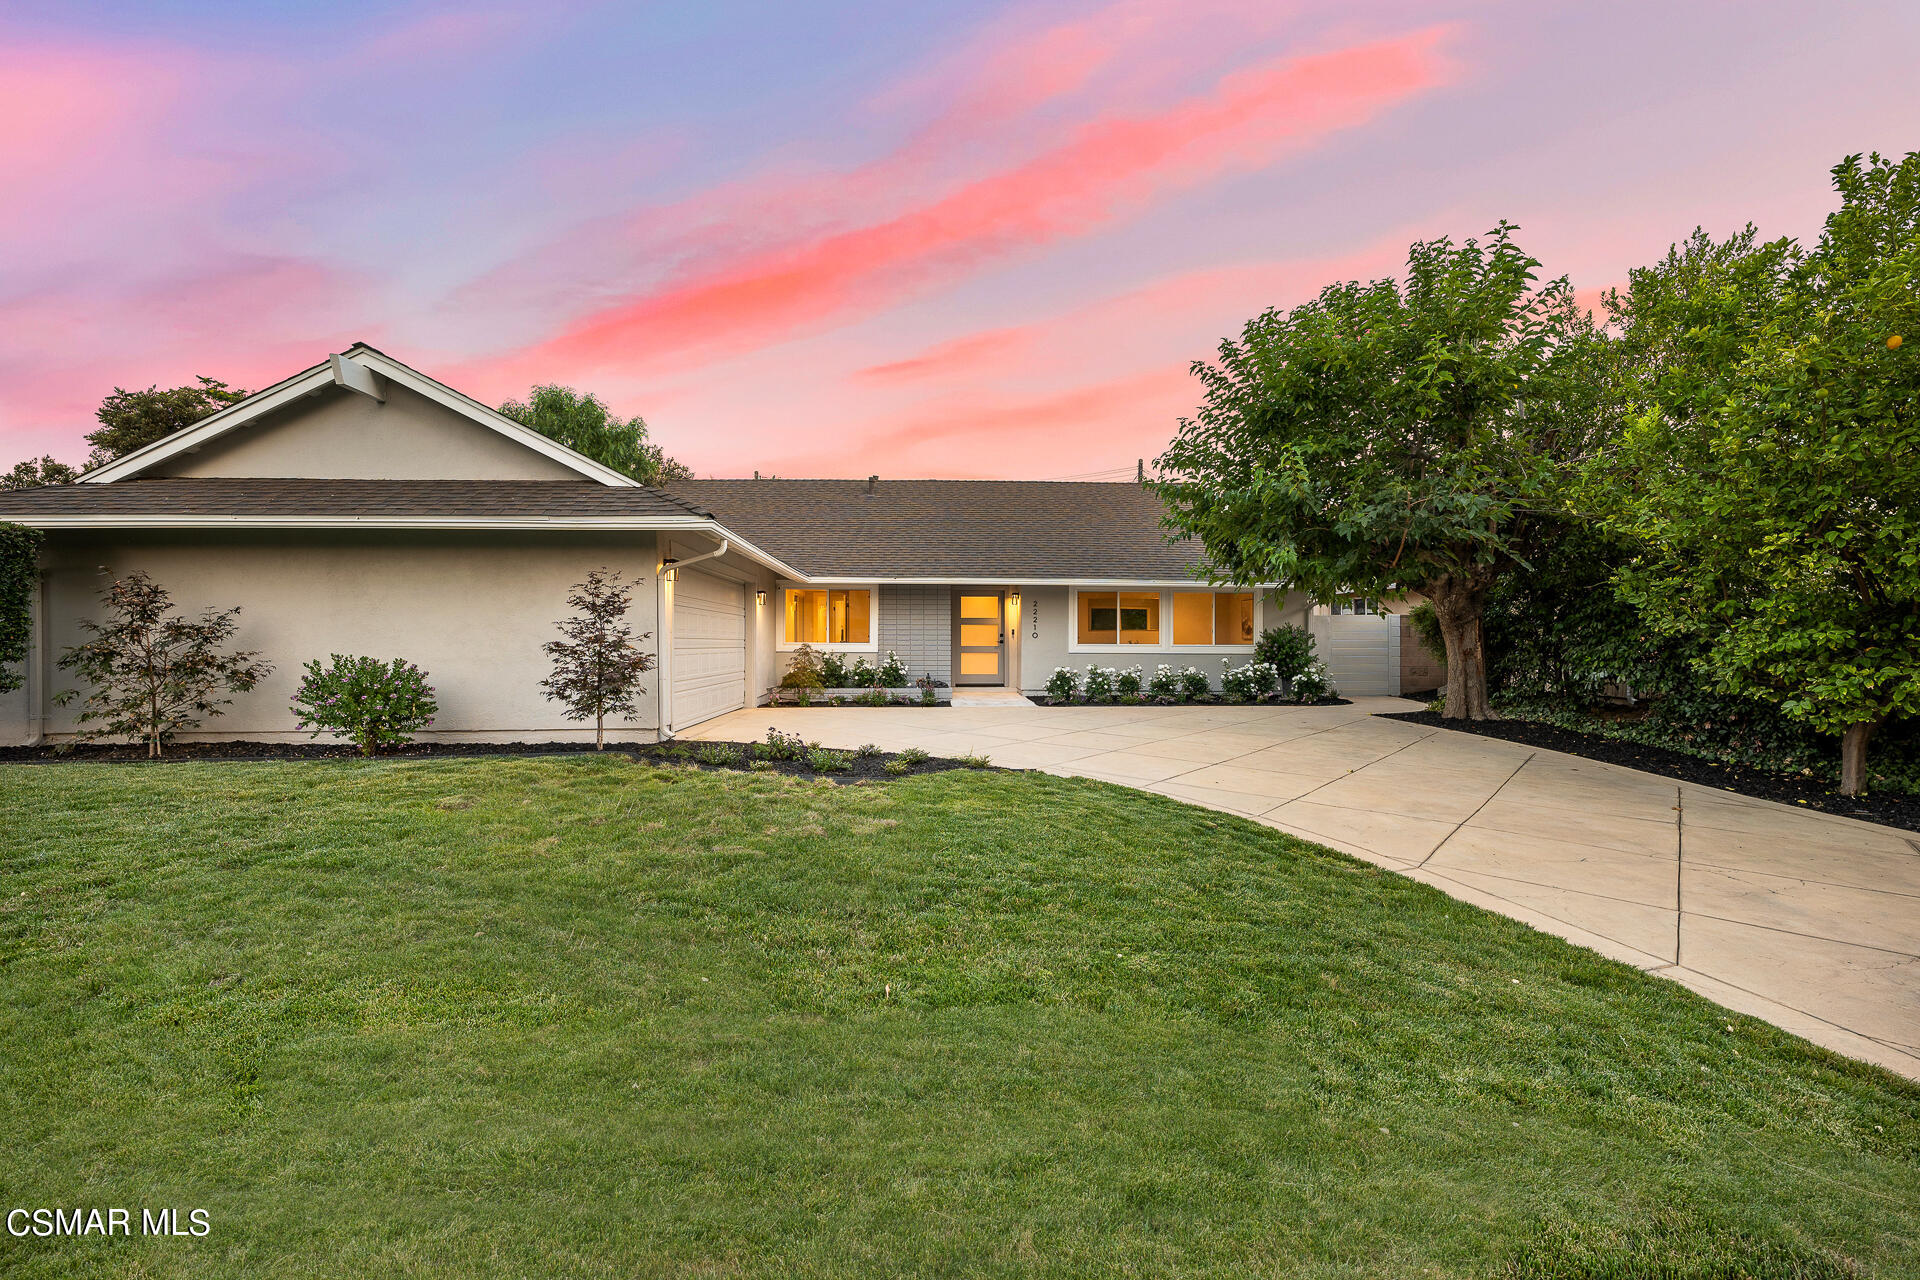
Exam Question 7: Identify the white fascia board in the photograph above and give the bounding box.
[79,363,335,483]
[13,513,809,580]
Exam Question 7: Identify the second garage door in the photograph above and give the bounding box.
[670,570,747,730]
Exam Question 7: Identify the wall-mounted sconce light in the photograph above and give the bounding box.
[756,590,767,606]
[1009,589,1021,607]
[660,557,678,582]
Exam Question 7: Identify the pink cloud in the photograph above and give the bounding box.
[852,330,1028,383]
[494,27,1451,383]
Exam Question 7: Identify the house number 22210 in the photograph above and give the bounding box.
[1030,600,1040,639]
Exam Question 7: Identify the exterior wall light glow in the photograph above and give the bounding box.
[756,590,767,606]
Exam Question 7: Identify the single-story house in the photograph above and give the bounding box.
[0,346,1414,746]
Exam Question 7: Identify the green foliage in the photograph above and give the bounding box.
[1408,602,1446,665]
[757,727,812,761]
[1148,664,1180,698]
[1221,660,1280,700]
[1082,666,1115,701]
[896,746,930,766]
[1115,665,1143,696]
[846,656,878,688]
[53,570,270,757]
[1158,223,1614,719]
[807,747,852,773]
[3,456,80,489]
[1595,152,1920,788]
[87,376,248,467]
[877,650,909,686]
[956,752,991,769]
[1253,624,1316,683]
[1494,1208,1861,1279]
[781,644,825,689]
[1180,666,1212,699]
[1046,667,1078,699]
[291,655,438,756]
[693,743,740,768]
[498,384,690,484]
[919,685,937,706]
[540,569,654,749]
[817,650,848,686]
[854,742,881,758]
[0,523,41,695]
[1290,661,1336,704]
[882,758,912,776]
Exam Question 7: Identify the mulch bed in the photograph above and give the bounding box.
[0,738,992,785]
[1380,709,1920,834]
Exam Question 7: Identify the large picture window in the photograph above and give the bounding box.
[1073,588,1255,650]
[782,588,874,647]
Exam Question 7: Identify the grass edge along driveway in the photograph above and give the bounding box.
[3,756,1915,1278]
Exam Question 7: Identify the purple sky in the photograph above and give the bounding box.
[3,1,1915,479]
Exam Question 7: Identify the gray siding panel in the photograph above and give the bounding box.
[879,585,952,685]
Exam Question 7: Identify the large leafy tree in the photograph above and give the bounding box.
[1597,153,1920,795]
[499,385,691,485]
[54,571,271,758]
[87,377,249,467]
[2,456,80,489]
[1157,224,1611,719]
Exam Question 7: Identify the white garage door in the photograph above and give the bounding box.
[670,570,747,729]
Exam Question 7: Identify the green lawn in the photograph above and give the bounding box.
[3,758,1915,1278]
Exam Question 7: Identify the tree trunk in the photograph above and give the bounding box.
[595,712,605,751]
[1839,720,1877,796]
[1428,577,1496,721]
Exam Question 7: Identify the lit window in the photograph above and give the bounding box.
[1172,591,1254,645]
[783,588,872,645]
[1077,589,1253,647]
[1118,592,1159,644]
[1078,591,1117,644]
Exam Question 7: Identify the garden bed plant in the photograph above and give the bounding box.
[1031,659,1348,708]
[773,645,951,706]
[0,727,995,783]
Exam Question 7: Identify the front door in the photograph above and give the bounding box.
[953,591,1006,686]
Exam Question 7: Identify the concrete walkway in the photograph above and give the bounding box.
[682,698,1920,1078]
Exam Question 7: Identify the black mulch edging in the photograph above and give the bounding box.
[1380,710,1920,833]
[1029,696,1352,709]
[0,738,997,785]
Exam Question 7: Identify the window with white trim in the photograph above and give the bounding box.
[1070,588,1257,650]
[781,588,876,648]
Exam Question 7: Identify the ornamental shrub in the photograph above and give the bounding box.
[781,644,825,689]
[1083,665,1116,701]
[56,570,271,757]
[1046,666,1078,700]
[1147,664,1180,697]
[877,650,909,686]
[819,650,849,687]
[1291,660,1336,703]
[1222,660,1280,700]
[292,655,437,755]
[1115,665,1143,696]
[847,656,877,687]
[1180,666,1211,699]
[1254,624,1316,685]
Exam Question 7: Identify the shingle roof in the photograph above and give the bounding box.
[0,478,710,522]
[665,479,1207,580]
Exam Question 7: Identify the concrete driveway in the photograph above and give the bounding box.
[682,697,1920,1079]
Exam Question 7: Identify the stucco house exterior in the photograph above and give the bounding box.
[0,346,1404,747]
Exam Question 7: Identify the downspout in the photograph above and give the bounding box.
[656,538,730,740]
[25,572,47,747]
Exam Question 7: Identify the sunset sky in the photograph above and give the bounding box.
[4,1,1916,479]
